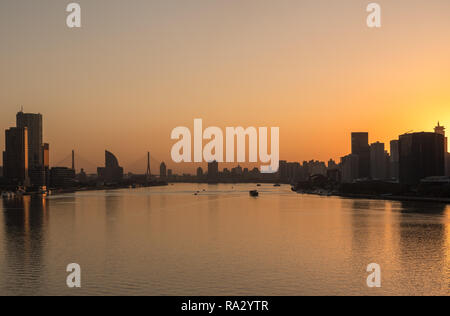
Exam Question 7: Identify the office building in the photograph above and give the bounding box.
[390,140,399,180]
[434,122,447,152]
[207,161,219,180]
[279,160,288,182]
[351,132,370,179]
[160,162,167,179]
[370,142,387,180]
[3,127,29,185]
[434,122,450,176]
[341,154,359,183]
[399,132,445,185]
[16,111,43,169]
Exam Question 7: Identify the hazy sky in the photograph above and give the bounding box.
[1,0,450,173]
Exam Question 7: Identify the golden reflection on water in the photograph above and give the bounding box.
[0,184,449,295]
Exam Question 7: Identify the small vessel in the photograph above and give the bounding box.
[249,190,259,197]
[274,184,281,187]
[256,184,261,187]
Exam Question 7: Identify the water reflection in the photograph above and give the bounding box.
[397,202,447,294]
[1,197,48,294]
[0,185,449,295]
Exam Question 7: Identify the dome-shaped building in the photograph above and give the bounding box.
[98,150,124,184]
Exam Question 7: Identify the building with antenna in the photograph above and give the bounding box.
[434,122,450,176]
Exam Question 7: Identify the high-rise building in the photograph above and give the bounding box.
[390,140,399,180]
[16,111,43,169]
[207,160,219,180]
[399,132,445,184]
[97,150,124,184]
[3,127,29,185]
[370,142,387,180]
[279,160,288,182]
[160,162,167,179]
[434,122,450,176]
[341,154,359,183]
[351,132,370,179]
[434,122,447,152]
[384,150,391,179]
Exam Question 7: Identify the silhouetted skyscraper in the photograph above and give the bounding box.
[390,140,399,180]
[160,162,167,179]
[370,142,387,180]
[434,122,447,152]
[434,122,450,176]
[16,111,43,169]
[3,127,29,185]
[399,132,445,184]
[207,161,219,181]
[351,132,370,179]
[341,154,359,183]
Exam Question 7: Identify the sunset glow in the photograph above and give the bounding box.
[1,0,449,173]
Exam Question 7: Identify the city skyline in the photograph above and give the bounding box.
[2,110,449,181]
[1,1,450,174]
[1,109,450,176]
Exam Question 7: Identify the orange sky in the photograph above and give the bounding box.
[1,0,450,173]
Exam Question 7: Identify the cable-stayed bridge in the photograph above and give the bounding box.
[53,151,165,176]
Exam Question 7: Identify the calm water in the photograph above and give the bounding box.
[0,183,449,296]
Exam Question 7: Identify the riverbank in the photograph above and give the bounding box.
[295,190,450,204]
[1,181,169,199]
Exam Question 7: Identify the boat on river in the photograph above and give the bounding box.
[249,190,259,197]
